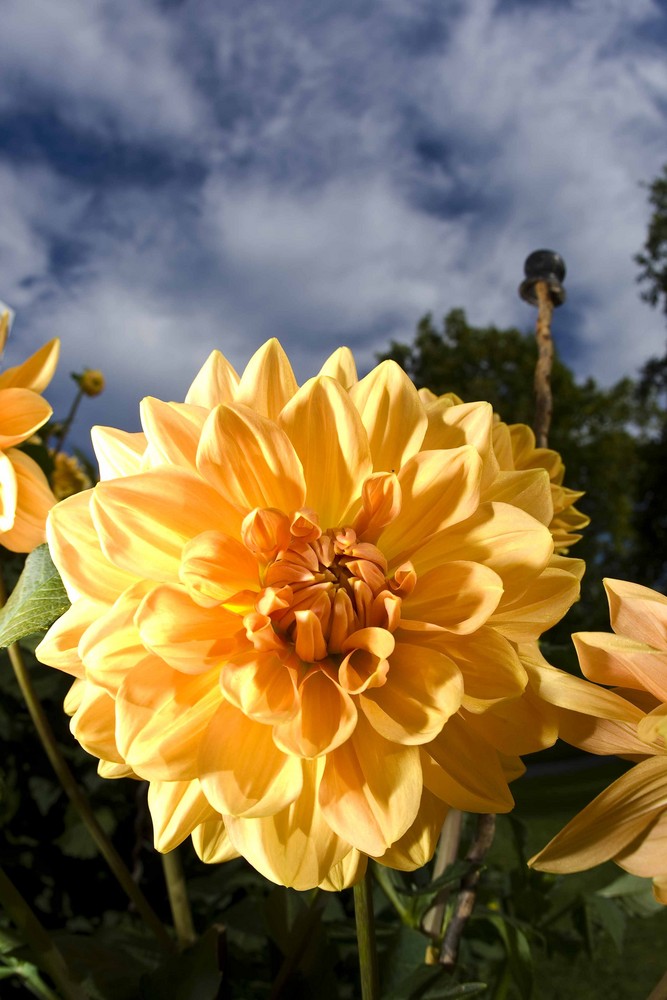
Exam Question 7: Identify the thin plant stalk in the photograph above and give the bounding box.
[0,577,173,954]
[0,865,86,1000]
[51,387,84,454]
[353,867,380,1000]
[161,848,196,949]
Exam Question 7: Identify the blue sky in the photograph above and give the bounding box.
[1,0,666,450]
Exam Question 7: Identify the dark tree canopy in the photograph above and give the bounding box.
[380,309,648,637]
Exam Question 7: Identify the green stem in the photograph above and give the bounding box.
[353,867,380,1000]
[51,387,84,453]
[372,863,412,925]
[5,637,173,954]
[161,849,196,949]
[0,865,86,1000]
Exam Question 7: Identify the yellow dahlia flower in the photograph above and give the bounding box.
[37,340,580,889]
[530,579,667,903]
[0,314,59,552]
[418,389,589,555]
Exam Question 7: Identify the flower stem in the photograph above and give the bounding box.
[353,867,380,1000]
[161,849,196,949]
[3,634,174,954]
[0,864,86,1000]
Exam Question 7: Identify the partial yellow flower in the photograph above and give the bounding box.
[530,579,667,903]
[50,452,92,500]
[0,317,59,552]
[37,339,580,889]
[418,389,589,556]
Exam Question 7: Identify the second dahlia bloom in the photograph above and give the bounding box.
[37,340,579,889]
[530,579,667,903]
[0,312,60,552]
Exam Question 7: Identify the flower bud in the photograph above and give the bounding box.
[78,369,105,397]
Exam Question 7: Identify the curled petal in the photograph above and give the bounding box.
[273,667,358,757]
[220,650,299,724]
[360,642,463,744]
[0,338,59,393]
[1,449,55,552]
[0,451,17,532]
[36,599,101,679]
[180,530,259,607]
[574,631,667,703]
[402,560,503,635]
[70,683,122,763]
[352,472,402,542]
[422,400,499,492]
[489,566,580,642]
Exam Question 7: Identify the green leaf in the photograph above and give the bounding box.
[140,926,223,1000]
[0,545,70,648]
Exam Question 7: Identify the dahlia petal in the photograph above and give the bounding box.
[573,632,667,703]
[488,566,580,642]
[116,660,221,780]
[460,689,558,757]
[91,426,147,480]
[0,338,59,393]
[318,850,367,890]
[422,400,499,492]
[191,818,241,863]
[530,756,667,873]
[235,339,298,419]
[380,447,483,566]
[224,760,349,889]
[280,376,372,527]
[98,760,136,780]
[0,388,52,448]
[349,360,427,473]
[199,700,303,817]
[411,501,553,604]
[76,583,150,695]
[402,560,503,634]
[615,811,667,878]
[70,683,122,763]
[136,583,243,674]
[424,714,514,812]
[148,779,217,853]
[0,450,17,532]
[180,530,260,607]
[0,449,55,552]
[91,468,242,582]
[47,489,136,603]
[273,667,358,757]
[185,349,240,408]
[36,598,101,678]
[140,398,207,470]
[318,347,358,388]
[482,469,553,527]
[352,472,402,542]
[375,789,448,869]
[197,403,306,512]
[653,877,667,904]
[605,579,667,650]
[220,650,299,724]
[360,642,463,744]
[319,715,421,856]
[402,627,527,712]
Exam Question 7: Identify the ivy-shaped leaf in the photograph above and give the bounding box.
[0,544,70,648]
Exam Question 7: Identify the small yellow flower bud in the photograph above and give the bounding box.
[50,452,92,500]
[79,369,105,397]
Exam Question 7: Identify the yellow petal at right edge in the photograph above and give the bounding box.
[529,755,667,873]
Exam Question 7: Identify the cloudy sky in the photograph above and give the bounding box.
[1,0,666,450]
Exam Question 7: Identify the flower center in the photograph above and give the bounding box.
[242,508,415,663]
